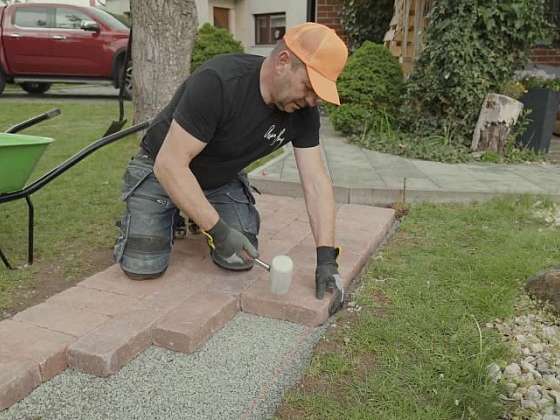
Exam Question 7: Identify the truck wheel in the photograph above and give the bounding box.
[20,82,51,94]
[0,71,5,95]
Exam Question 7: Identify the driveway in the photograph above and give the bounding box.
[2,84,119,101]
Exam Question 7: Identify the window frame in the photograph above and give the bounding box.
[254,12,286,46]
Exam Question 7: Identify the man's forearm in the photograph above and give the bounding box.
[153,163,219,231]
[302,175,336,247]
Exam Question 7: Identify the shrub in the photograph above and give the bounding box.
[402,0,552,146]
[191,23,244,71]
[328,41,404,136]
[341,0,394,49]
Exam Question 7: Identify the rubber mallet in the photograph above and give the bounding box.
[254,256,294,295]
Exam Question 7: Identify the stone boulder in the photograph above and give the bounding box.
[526,268,560,313]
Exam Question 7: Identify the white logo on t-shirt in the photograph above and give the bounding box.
[264,125,286,147]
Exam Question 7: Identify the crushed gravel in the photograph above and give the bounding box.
[0,313,324,420]
[487,296,560,420]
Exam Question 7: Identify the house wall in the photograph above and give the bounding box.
[531,48,560,66]
[240,0,308,56]
[315,0,345,40]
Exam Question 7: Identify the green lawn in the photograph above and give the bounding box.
[0,101,282,312]
[0,102,137,310]
[278,197,560,419]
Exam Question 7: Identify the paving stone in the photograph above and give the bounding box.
[67,310,158,377]
[153,291,239,353]
[77,264,167,299]
[0,355,41,410]
[241,204,395,326]
[13,302,109,337]
[77,250,200,299]
[0,320,74,382]
[46,286,145,316]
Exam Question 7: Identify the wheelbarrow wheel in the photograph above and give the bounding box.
[20,82,52,95]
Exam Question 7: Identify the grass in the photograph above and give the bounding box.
[0,101,137,310]
[278,197,560,419]
[0,101,279,312]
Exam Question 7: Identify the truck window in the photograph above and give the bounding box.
[88,8,129,31]
[14,8,49,28]
[55,8,90,30]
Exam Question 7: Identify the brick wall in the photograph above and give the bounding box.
[530,48,560,66]
[315,0,346,41]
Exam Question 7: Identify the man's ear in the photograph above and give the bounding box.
[274,50,291,73]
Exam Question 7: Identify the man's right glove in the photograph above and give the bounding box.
[203,218,258,270]
[315,246,344,315]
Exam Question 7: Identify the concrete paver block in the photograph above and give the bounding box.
[153,291,239,353]
[78,264,167,298]
[241,204,395,326]
[0,355,41,410]
[0,320,74,382]
[13,302,109,337]
[67,310,158,377]
[47,286,145,316]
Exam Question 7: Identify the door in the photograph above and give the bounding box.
[2,6,53,74]
[46,6,107,76]
[213,7,229,31]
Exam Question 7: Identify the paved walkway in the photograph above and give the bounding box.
[250,118,560,205]
[0,195,395,418]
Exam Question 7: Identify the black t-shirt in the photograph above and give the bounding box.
[140,53,320,190]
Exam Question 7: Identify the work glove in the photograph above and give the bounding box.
[204,218,258,261]
[315,246,344,315]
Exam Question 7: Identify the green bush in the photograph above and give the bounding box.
[328,41,404,136]
[191,23,244,72]
[402,0,552,146]
[341,0,394,49]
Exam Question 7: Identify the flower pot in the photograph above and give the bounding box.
[519,87,560,153]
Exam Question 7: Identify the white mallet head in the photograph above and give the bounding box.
[269,255,294,295]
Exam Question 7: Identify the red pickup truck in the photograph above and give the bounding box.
[0,3,130,96]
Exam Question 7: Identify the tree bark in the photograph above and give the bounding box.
[471,93,523,154]
[130,0,198,123]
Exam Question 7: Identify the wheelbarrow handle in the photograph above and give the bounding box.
[0,120,150,204]
[5,108,62,134]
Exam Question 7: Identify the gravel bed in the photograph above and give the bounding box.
[488,296,560,420]
[0,313,324,420]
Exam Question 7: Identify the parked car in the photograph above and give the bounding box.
[0,3,131,97]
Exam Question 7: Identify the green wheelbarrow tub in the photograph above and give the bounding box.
[0,133,54,194]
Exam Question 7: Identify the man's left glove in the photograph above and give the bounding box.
[316,246,344,315]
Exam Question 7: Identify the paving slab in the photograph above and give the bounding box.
[241,204,395,326]
[13,302,109,338]
[153,291,239,353]
[0,356,41,411]
[249,117,560,204]
[0,320,74,382]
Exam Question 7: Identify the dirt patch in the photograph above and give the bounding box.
[370,287,393,318]
[275,306,373,418]
[1,247,113,320]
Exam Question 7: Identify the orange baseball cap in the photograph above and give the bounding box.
[284,23,348,106]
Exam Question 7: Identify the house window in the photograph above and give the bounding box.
[213,7,230,31]
[255,13,286,45]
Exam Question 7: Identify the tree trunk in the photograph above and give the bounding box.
[130,0,198,123]
[471,93,523,154]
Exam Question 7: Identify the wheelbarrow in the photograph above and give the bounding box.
[0,109,149,269]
